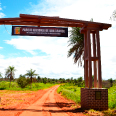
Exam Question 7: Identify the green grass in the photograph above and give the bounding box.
[0,81,55,91]
[57,83,81,104]
[108,85,116,109]
[57,83,116,110]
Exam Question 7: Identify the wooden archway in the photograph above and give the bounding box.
[0,14,111,88]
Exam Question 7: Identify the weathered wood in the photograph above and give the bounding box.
[87,30,92,88]
[96,30,102,88]
[92,32,97,88]
[84,32,88,87]
[0,14,111,30]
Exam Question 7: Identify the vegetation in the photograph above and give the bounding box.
[25,69,38,87]
[57,83,81,103]
[68,27,84,66]
[0,72,3,78]
[17,75,29,88]
[111,10,116,20]
[57,80,116,116]
[0,81,54,91]
[5,66,16,87]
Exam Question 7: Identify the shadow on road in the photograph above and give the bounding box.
[0,107,85,113]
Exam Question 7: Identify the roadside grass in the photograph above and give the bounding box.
[57,83,116,116]
[108,85,116,109]
[57,83,81,104]
[0,81,55,91]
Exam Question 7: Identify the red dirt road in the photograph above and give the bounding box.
[0,85,85,116]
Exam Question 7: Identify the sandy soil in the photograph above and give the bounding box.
[0,85,86,116]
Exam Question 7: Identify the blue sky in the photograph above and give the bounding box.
[0,0,116,80]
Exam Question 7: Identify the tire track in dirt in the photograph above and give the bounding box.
[19,85,85,116]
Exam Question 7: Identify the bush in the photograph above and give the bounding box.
[17,76,28,88]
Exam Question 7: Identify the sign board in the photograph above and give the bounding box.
[12,26,68,37]
[95,91,101,100]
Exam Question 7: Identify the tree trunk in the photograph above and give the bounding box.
[31,76,32,89]
[9,77,11,88]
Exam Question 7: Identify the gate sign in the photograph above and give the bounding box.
[12,26,68,37]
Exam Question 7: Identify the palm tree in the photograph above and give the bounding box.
[67,27,84,66]
[25,69,38,88]
[5,66,16,87]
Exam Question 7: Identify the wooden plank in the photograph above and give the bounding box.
[96,30,102,88]
[20,14,111,30]
[87,30,92,88]
[1,22,83,27]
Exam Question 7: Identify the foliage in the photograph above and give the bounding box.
[25,69,38,88]
[5,66,16,87]
[68,27,84,66]
[111,10,116,20]
[0,72,3,78]
[17,75,28,88]
[108,78,113,87]
[108,85,116,109]
[0,81,54,91]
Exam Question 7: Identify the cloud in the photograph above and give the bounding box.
[0,54,4,59]
[5,36,69,56]
[0,3,5,18]
[28,0,116,23]
[0,55,83,79]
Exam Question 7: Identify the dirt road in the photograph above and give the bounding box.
[0,85,85,116]
[19,85,85,116]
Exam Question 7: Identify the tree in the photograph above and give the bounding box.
[37,75,41,82]
[108,78,113,87]
[17,75,28,88]
[111,10,116,20]
[67,27,84,66]
[5,66,16,87]
[25,69,38,88]
[0,72,2,78]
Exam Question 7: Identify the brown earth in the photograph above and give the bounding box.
[0,85,86,116]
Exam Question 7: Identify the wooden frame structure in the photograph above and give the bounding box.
[0,14,111,88]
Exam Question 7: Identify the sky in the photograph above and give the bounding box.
[0,0,116,80]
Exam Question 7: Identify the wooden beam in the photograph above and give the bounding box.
[20,14,111,30]
[96,30,102,88]
[87,30,92,88]
[1,22,83,27]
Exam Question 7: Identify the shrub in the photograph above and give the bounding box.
[17,76,28,88]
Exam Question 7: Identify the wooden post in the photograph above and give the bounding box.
[92,32,97,88]
[96,30,102,88]
[84,32,88,88]
[87,30,92,88]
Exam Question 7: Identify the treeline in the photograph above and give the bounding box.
[0,75,85,88]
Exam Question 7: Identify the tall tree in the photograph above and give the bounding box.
[5,66,16,87]
[25,69,38,88]
[67,27,84,66]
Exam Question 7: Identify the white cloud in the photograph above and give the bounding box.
[0,54,4,59]
[5,36,69,56]
[0,3,5,18]
[0,55,83,79]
